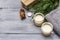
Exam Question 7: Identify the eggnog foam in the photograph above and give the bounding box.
[41,25,52,33]
[34,15,44,22]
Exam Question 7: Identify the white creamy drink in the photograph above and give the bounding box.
[33,13,44,26]
[34,15,44,22]
[41,22,53,36]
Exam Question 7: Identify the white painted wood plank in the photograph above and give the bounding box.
[0,0,21,9]
[0,33,59,40]
[0,9,59,39]
[0,9,41,33]
[0,9,20,21]
[0,0,41,33]
[0,0,59,39]
[0,21,41,33]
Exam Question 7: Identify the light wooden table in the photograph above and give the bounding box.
[0,0,59,40]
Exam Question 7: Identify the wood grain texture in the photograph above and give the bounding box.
[0,9,41,33]
[0,33,59,40]
[0,0,41,33]
[0,0,59,40]
[0,0,21,9]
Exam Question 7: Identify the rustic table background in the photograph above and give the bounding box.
[0,0,60,40]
